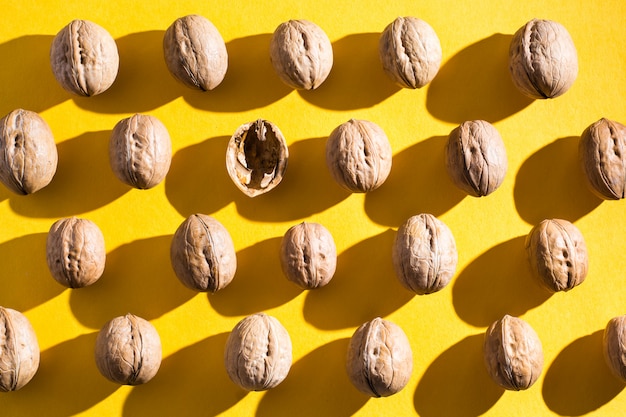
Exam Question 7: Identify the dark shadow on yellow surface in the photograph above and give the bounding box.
[303,230,414,330]
[426,34,533,123]
[208,237,302,316]
[1,332,118,416]
[452,236,551,327]
[7,131,129,218]
[299,33,401,110]
[364,136,466,227]
[514,136,602,225]
[0,233,64,311]
[69,235,194,329]
[256,338,369,417]
[543,330,625,416]
[184,34,292,111]
[0,35,68,115]
[414,334,504,416]
[124,332,247,417]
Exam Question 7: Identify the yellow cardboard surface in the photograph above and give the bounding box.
[1,0,626,415]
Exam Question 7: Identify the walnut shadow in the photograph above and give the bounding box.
[256,338,369,417]
[426,34,533,124]
[414,335,504,417]
[8,131,129,218]
[543,331,625,416]
[364,136,466,227]
[183,34,292,112]
[0,233,64,311]
[298,33,401,110]
[69,235,194,329]
[452,236,551,327]
[124,332,247,417]
[1,333,118,417]
[303,230,414,330]
[514,136,602,226]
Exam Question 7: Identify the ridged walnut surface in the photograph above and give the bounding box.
[603,315,626,382]
[0,307,39,392]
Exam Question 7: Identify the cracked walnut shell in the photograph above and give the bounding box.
[0,307,40,392]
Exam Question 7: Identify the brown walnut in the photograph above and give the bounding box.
[0,307,40,392]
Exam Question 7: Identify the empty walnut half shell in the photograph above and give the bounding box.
[226,119,288,197]
[0,307,40,392]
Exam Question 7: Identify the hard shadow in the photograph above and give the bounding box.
[0,233,65,311]
[0,332,118,416]
[364,136,466,227]
[426,34,533,124]
[124,332,247,417]
[7,131,129,218]
[256,338,369,417]
[452,236,551,327]
[414,334,504,417]
[183,34,292,111]
[208,237,302,316]
[299,33,401,110]
[303,230,414,330]
[69,235,195,329]
[514,136,602,225]
[543,330,625,416]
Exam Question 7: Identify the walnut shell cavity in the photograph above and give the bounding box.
[525,219,588,293]
[346,317,413,397]
[50,19,119,97]
[95,313,162,385]
[379,16,442,89]
[603,315,626,382]
[226,119,289,197]
[579,118,626,200]
[224,313,292,391]
[46,217,106,289]
[325,119,392,193]
[483,315,543,391]
[445,120,508,197]
[508,18,578,99]
[280,222,337,290]
[392,213,458,295]
[0,109,58,195]
[109,114,172,190]
[0,307,40,392]
[170,214,237,293]
[163,14,228,91]
[269,19,333,90]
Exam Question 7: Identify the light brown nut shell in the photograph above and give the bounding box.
[483,315,543,391]
[0,307,40,392]
[50,19,119,97]
[269,19,333,90]
[95,313,162,385]
[170,214,237,293]
[46,217,106,288]
[226,119,289,197]
[163,14,228,91]
[378,16,442,89]
[224,313,292,391]
[508,18,578,99]
[392,213,458,295]
[603,315,626,382]
[0,109,57,195]
[109,114,172,189]
[325,119,392,193]
[579,118,626,200]
[280,222,336,289]
[346,317,413,397]
[525,218,588,292]
[445,120,507,197]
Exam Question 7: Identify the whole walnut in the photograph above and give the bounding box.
[603,315,626,382]
[379,16,442,89]
[0,307,40,392]
[0,109,58,195]
[445,120,507,197]
[50,19,119,96]
[163,14,228,91]
[509,18,578,99]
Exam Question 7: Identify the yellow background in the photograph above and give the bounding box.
[1,0,626,415]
